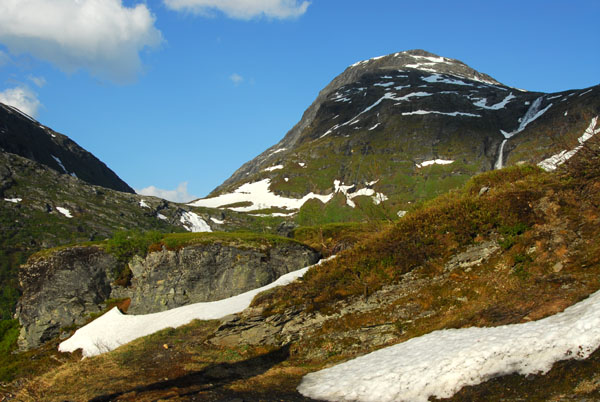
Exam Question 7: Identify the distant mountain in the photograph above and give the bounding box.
[199,50,599,214]
[0,102,134,193]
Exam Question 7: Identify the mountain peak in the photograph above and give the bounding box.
[348,49,502,86]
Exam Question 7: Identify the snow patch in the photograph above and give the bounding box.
[4,197,22,203]
[579,89,593,97]
[268,148,286,157]
[373,82,395,87]
[403,111,480,117]
[56,207,73,218]
[188,179,333,212]
[368,123,380,131]
[334,180,388,207]
[51,155,67,173]
[473,93,516,110]
[59,257,334,357]
[392,92,433,103]
[416,159,454,168]
[180,211,211,232]
[397,210,407,218]
[139,200,150,208]
[263,165,283,172]
[538,116,600,171]
[157,213,168,221]
[421,73,473,86]
[298,286,600,402]
[188,178,386,213]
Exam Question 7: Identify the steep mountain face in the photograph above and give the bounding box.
[0,102,134,193]
[204,50,599,214]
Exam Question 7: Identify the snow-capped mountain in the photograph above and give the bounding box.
[202,50,599,214]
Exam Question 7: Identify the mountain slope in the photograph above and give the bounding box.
[0,102,134,193]
[12,143,600,401]
[201,50,599,217]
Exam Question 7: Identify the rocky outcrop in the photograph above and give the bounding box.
[15,246,116,350]
[16,239,319,350]
[115,242,320,314]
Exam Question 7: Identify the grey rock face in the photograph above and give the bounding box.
[118,242,320,314]
[16,240,319,349]
[15,246,115,350]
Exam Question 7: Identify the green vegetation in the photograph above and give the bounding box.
[254,164,550,313]
[152,230,302,252]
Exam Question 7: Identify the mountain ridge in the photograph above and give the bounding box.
[0,102,134,194]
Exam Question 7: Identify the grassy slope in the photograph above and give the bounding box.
[7,137,600,401]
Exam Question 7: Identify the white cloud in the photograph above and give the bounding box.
[229,73,244,85]
[0,0,162,83]
[136,182,197,203]
[28,75,46,87]
[163,0,310,19]
[0,86,41,118]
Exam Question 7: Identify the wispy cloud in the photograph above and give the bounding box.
[229,73,244,85]
[136,182,197,203]
[0,0,162,84]
[28,75,46,88]
[163,0,310,20]
[0,86,41,118]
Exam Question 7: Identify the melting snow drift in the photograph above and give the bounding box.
[538,116,600,171]
[180,211,211,232]
[59,258,332,357]
[299,287,600,402]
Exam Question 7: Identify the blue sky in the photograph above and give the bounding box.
[0,0,598,201]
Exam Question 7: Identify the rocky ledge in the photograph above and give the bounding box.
[15,239,319,350]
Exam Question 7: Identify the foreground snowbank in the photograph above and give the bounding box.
[59,258,332,357]
[298,288,600,402]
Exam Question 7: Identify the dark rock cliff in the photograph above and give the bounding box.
[15,240,320,350]
[117,242,320,314]
[15,246,115,350]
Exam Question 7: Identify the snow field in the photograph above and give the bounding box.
[188,178,387,212]
[298,286,600,402]
[59,257,333,357]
